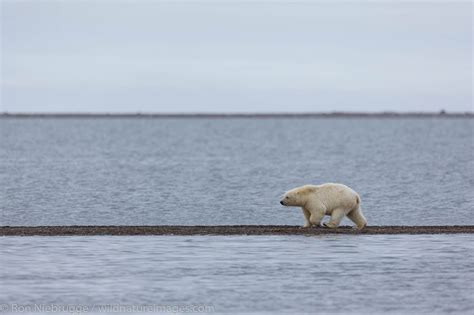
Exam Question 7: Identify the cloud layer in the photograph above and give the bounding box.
[1,1,472,113]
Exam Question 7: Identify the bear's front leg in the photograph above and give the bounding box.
[302,208,311,228]
[309,209,325,227]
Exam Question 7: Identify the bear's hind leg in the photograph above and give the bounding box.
[323,208,347,228]
[347,207,367,230]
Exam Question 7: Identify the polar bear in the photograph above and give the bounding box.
[280,183,367,229]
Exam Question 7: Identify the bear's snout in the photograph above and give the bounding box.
[280,200,285,205]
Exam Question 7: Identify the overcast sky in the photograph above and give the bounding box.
[1,0,472,113]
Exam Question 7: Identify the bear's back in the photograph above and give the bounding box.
[313,183,359,209]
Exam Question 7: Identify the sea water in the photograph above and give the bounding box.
[1,118,472,226]
[1,235,473,314]
[1,117,473,314]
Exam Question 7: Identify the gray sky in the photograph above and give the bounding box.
[1,0,472,113]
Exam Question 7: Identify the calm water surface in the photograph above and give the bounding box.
[1,235,473,314]
[1,118,473,226]
[1,118,473,314]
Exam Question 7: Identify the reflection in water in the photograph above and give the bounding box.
[1,235,473,314]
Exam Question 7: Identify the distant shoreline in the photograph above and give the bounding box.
[1,112,473,119]
[1,225,473,236]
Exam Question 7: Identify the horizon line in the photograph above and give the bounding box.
[1,111,473,118]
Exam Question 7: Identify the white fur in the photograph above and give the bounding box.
[280,183,367,229]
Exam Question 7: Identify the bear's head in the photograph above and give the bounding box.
[280,188,307,207]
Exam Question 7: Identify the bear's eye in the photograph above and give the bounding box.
[285,196,289,199]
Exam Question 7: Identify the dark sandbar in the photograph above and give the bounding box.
[1,225,473,236]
